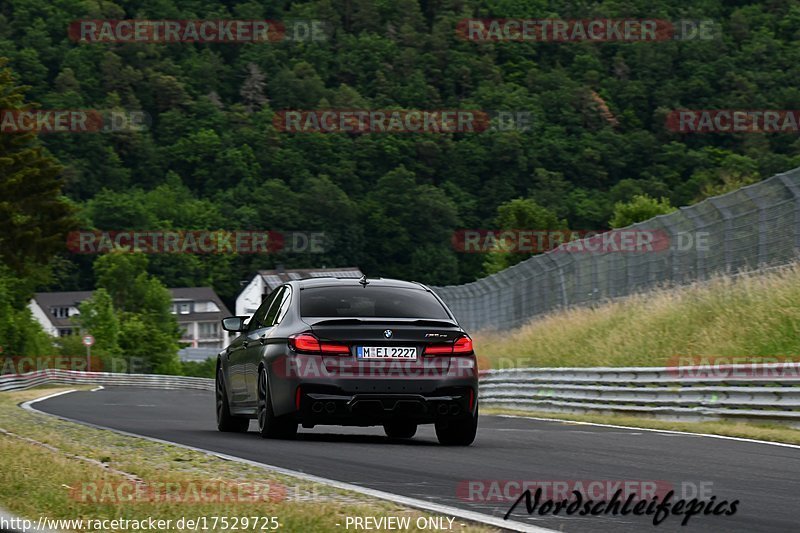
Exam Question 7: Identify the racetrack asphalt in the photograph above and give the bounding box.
[32,387,800,533]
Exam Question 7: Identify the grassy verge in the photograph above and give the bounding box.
[473,264,800,368]
[0,387,495,533]
[482,407,800,445]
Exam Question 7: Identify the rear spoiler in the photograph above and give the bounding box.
[305,318,459,328]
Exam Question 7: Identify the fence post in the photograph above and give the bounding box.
[658,215,680,283]
[707,198,733,273]
[743,186,769,266]
[553,256,569,308]
[778,171,800,250]
[681,207,708,280]
[590,249,600,304]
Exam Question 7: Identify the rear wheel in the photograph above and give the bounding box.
[435,405,478,446]
[383,420,417,439]
[216,368,249,433]
[257,368,298,439]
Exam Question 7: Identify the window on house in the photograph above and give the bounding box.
[51,307,70,318]
[197,322,219,338]
[179,303,191,314]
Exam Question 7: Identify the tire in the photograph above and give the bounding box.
[383,420,417,439]
[435,405,478,446]
[216,367,249,433]
[257,367,298,439]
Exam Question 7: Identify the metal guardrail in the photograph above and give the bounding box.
[480,364,800,422]
[0,369,214,392]
[4,366,799,423]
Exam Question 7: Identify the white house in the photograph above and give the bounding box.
[28,290,93,337]
[167,287,232,351]
[235,267,363,317]
[29,287,232,359]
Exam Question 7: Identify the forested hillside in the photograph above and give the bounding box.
[3,0,800,306]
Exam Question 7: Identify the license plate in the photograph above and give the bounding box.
[356,346,417,360]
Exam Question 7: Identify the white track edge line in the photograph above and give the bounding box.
[492,414,800,450]
[20,390,557,533]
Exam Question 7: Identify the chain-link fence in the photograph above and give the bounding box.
[434,166,800,331]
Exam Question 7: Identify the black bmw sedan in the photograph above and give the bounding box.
[216,276,478,445]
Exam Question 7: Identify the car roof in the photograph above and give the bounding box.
[290,277,430,291]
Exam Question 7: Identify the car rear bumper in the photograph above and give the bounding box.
[267,354,478,425]
[297,387,476,426]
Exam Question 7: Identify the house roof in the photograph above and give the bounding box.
[31,287,231,327]
[31,291,94,328]
[256,267,363,291]
[169,287,231,316]
[32,291,94,310]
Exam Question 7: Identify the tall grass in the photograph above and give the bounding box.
[473,264,800,368]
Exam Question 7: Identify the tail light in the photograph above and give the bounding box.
[453,336,473,354]
[288,333,350,356]
[289,333,320,352]
[423,343,453,355]
[424,335,474,356]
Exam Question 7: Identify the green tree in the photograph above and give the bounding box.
[93,253,181,374]
[483,198,567,275]
[119,315,181,375]
[610,195,676,229]
[3,0,800,293]
[0,266,53,357]
[361,166,460,283]
[0,59,76,280]
[180,356,216,379]
[75,288,121,357]
[0,61,69,357]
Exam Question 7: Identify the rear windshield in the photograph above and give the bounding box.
[300,286,451,319]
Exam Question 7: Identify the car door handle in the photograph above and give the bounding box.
[242,340,249,349]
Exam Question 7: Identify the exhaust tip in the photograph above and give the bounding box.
[437,403,449,415]
[325,401,336,413]
[311,401,323,413]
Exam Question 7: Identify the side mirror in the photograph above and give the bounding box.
[221,316,248,332]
